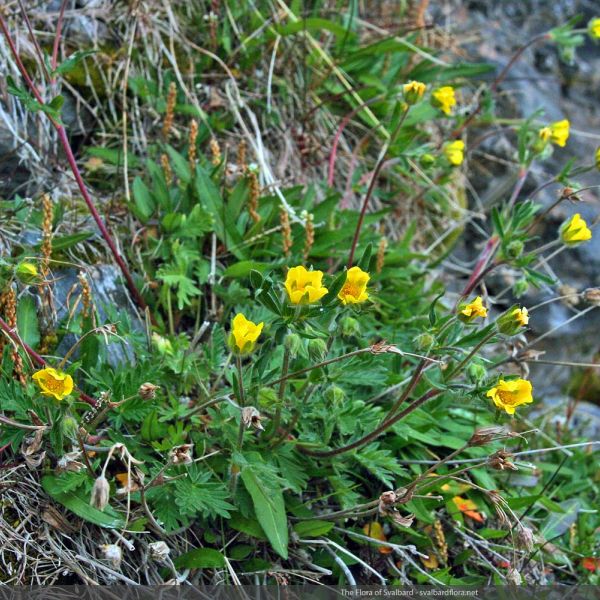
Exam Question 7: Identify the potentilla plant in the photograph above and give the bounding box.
[0,3,599,587]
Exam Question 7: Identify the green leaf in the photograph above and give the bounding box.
[53,49,97,76]
[34,231,93,252]
[224,261,270,278]
[293,520,334,538]
[240,463,289,559]
[174,547,225,569]
[85,146,140,168]
[17,296,40,348]
[132,176,155,222]
[42,475,125,529]
[229,513,267,540]
[541,499,580,540]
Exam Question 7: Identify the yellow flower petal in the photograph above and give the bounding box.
[32,367,74,401]
[443,140,465,166]
[560,213,592,245]
[459,296,487,320]
[431,86,456,116]
[231,313,264,354]
[486,378,533,415]
[338,266,370,305]
[284,265,328,305]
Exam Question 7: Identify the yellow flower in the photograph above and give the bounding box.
[497,304,529,335]
[486,378,533,415]
[595,147,600,171]
[512,307,529,327]
[560,213,592,245]
[284,265,328,304]
[459,296,487,321]
[15,262,38,284]
[443,140,465,166]
[403,80,427,105]
[431,86,456,116]
[549,119,569,147]
[538,127,552,142]
[338,266,370,305]
[32,367,74,401]
[230,313,264,355]
[588,17,600,40]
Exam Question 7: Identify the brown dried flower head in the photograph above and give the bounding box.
[242,406,264,431]
[583,287,600,306]
[148,541,171,562]
[488,450,518,471]
[99,544,122,568]
[515,524,535,553]
[139,382,159,400]
[90,475,110,510]
[469,425,507,446]
[169,444,194,465]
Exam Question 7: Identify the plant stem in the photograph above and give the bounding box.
[451,33,551,139]
[347,105,410,267]
[267,347,369,387]
[299,388,442,458]
[379,359,426,425]
[0,316,96,406]
[269,346,291,440]
[445,329,496,380]
[236,355,246,450]
[0,15,149,316]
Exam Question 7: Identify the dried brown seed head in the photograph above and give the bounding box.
[90,475,110,510]
[139,382,159,400]
[169,444,194,465]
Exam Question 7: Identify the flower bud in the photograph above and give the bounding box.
[152,333,173,356]
[90,475,110,510]
[496,305,529,336]
[414,332,435,351]
[505,240,524,259]
[61,416,79,439]
[340,316,360,337]
[139,382,159,400]
[403,80,426,105]
[99,544,122,568]
[467,362,487,384]
[284,332,303,358]
[148,541,171,562]
[324,384,345,405]
[419,153,436,168]
[307,338,328,362]
[15,261,38,284]
[513,278,529,299]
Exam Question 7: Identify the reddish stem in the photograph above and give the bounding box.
[460,236,500,299]
[0,316,96,406]
[51,0,69,74]
[327,95,384,188]
[451,33,550,139]
[0,14,148,315]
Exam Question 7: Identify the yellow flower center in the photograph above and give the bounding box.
[341,282,360,299]
[496,389,518,406]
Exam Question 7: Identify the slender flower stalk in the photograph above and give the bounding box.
[0,14,149,316]
[347,105,410,267]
